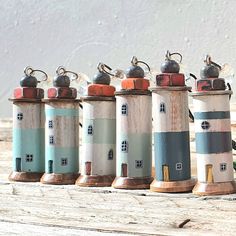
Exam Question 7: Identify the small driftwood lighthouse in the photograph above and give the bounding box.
[150,51,195,192]
[112,56,153,189]
[41,67,80,185]
[191,55,236,195]
[76,63,116,187]
[9,67,46,182]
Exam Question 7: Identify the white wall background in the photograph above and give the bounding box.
[1,0,236,117]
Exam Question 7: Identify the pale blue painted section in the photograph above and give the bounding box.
[45,108,79,117]
[195,132,232,154]
[194,111,230,120]
[13,128,45,172]
[45,147,79,174]
[154,131,191,181]
[116,133,152,178]
[83,119,116,144]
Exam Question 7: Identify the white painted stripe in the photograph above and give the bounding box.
[196,152,234,182]
[116,95,152,134]
[13,103,41,129]
[83,101,116,119]
[193,94,230,112]
[152,91,189,132]
[195,119,231,132]
[81,143,116,175]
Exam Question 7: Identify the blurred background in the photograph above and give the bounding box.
[1,0,236,117]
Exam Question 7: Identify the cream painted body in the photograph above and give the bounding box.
[45,103,79,148]
[116,95,152,134]
[152,91,189,132]
[81,100,116,176]
[13,103,43,129]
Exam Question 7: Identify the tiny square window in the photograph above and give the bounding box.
[108,149,113,160]
[48,120,53,129]
[135,160,143,168]
[49,135,54,145]
[17,113,23,120]
[121,140,128,152]
[26,154,33,162]
[61,158,68,166]
[160,103,166,113]
[88,125,93,135]
[121,104,128,115]
[176,163,182,170]
[220,163,227,172]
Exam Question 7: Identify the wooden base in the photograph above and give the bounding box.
[40,173,79,185]
[193,181,236,196]
[112,176,153,189]
[150,178,196,193]
[8,171,43,182]
[76,175,115,187]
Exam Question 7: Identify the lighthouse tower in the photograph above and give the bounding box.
[112,56,153,189]
[191,55,236,195]
[150,51,195,192]
[76,63,116,187]
[9,67,46,182]
[41,67,80,185]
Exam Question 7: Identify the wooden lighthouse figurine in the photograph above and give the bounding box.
[150,51,195,192]
[76,63,116,187]
[191,55,236,195]
[112,56,153,189]
[9,67,47,182]
[41,66,80,185]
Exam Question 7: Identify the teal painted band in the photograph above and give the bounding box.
[154,131,191,181]
[45,146,79,173]
[195,132,232,154]
[194,111,230,120]
[45,108,79,117]
[83,119,116,144]
[116,133,152,178]
[13,128,45,172]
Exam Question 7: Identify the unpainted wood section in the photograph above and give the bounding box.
[206,164,214,183]
[121,163,127,177]
[163,165,169,182]
[85,162,91,175]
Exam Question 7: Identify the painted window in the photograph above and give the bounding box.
[220,163,227,171]
[121,141,128,152]
[61,158,68,166]
[17,113,23,120]
[201,121,210,130]
[121,104,128,115]
[88,125,93,135]
[108,149,113,160]
[176,163,182,170]
[160,103,166,113]
[26,154,33,162]
[49,135,54,145]
[48,120,53,129]
[135,160,143,168]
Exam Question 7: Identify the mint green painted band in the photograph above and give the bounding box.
[45,146,79,174]
[45,108,79,117]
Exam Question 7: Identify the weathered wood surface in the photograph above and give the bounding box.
[1,118,236,235]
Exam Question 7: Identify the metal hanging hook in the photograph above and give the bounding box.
[166,50,183,63]
[131,56,151,72]
[97,62,114,76]
[204,55,222,70]
[56,66,78,81]
[24,66,48,82]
